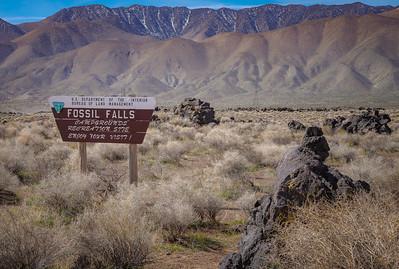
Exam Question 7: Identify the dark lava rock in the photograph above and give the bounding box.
[0,189,18,205]
[151,114,160,122]
[219,126,370,269]
[174,98,216,125]
[323,116,346,129]
[324,110,391,134]
[288,120,306,131]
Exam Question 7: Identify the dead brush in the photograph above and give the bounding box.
[213,150,250,179]
[75,198,153,269]
[0,207,74,269]
[41,172,101,220]
[277,191,399,269]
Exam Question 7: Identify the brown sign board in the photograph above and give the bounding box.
[49,96,156,144]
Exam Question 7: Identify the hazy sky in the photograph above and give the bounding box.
[1,0,398,24]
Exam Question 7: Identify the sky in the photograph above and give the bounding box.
[1,0,398,24]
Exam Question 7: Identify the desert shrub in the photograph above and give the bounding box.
[169,116,194,127]
[0,143,38,184]
[218,177,255,200]
[16,126,50,153]
[4,126,17,138]
[66,150,107,174]
[0,207,73,269]
[236,191,257,215]
[342,157,383,182]
[354,133,399,154]
[41,172,100,219]
[150,178,198,241]
[36,144,71,178]
[152,199,196,242]
[158,140,191,163]
[139,128,166,155]
[76,198,153,269]
[252,143,291,168]
[341,156,399,192]
[203,127,242,151]
[93,143,127,161]
[190,190,223,223]
[214,150,250,179]
[0,165,19,190]
[261,125,297,145]
[278,192,399,269]
[0,125,5,139]
[329,142,357,163]
[340,133,361,147]
[111,179,210,242]
[170,126,197,140]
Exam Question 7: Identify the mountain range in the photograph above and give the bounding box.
[0,2,398,111]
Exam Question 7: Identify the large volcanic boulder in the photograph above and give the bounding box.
[287,120,306,131]
[174,98,215,125]
[324,110,391,134]
[220,127,370,269]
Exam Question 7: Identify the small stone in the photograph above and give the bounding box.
[288,120,306,131]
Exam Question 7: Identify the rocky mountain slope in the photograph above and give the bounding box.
[0,4,398,111]
[0,19,24,42]
[46,2,394,40]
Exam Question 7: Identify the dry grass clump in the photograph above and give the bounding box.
[252,143,291,168]
[158,140,192,163]
[16,126,51,153]
[41,172,101,219]
[236,191,257,215]
[0,143,38,184]
[214,150,250,179]
[341,156,399,190]
[278,192,399,269]
[139,128,165,154]
[0,207,73,269]
[92,143,128,161]
[168,116,195,127]
[328,141,357,164]
[0,165,19,190]
[190,190,223,223]
[170,125,197,140]
[152,198,196,242]
[203,127,242,151]
[115,178,223,242]
[36,144,71,177]
[261,125,298,146]
[75,198,153,269]
[357,133,399,155]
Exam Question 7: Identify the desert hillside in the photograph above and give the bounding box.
[0,4,398,111]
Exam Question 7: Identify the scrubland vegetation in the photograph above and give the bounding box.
[0,108,398,268]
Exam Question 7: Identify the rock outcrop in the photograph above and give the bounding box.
[0,189,18,205]
[174,98,216,125]
[220,127,370,269]
[47,3,394,40]
[324,110,392,134]
[287,120,306,131]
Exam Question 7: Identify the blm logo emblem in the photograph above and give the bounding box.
[52,102,64,113]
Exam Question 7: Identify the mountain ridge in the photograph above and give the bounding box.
[44,2,395,40]
[0,3,398,111]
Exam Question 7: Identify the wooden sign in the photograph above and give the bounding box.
[49,96,156,144]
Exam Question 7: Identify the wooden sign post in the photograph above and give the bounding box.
[49,96,156,185]
[129,144,138,186]
[79,142,88,174]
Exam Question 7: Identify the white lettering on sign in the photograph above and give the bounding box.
[49,96,155,110]
[105,110,135,119]
[67,109,100,119]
